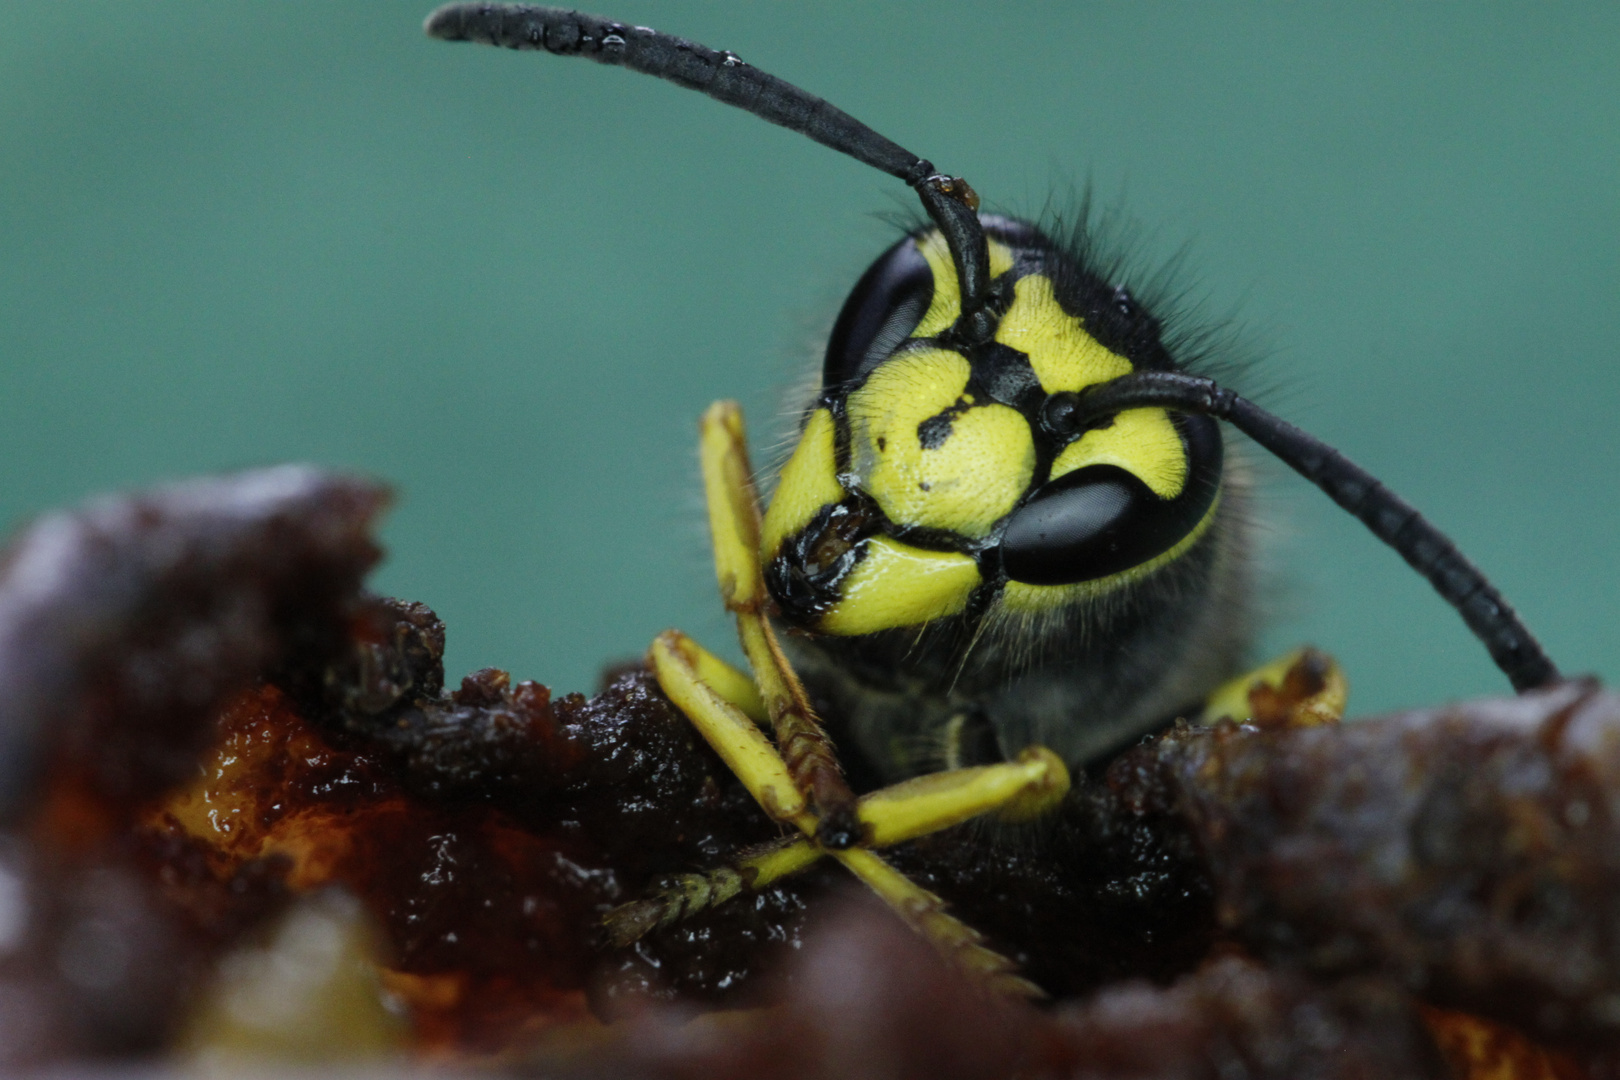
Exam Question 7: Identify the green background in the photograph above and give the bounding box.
[1,3,1615,716]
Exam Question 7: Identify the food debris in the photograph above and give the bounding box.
[1173,680,1620,1047]
[0,467,1614,1076]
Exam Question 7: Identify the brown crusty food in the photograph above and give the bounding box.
[0,467,1614,1077]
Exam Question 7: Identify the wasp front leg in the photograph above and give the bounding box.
[616,402,1072,999]
[697,401,862,844]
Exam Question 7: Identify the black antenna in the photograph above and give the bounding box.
[425,4,1562,696]
[1062,372,1559,692]
[424,3,993,339]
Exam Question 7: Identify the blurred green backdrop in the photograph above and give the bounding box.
[0,3,1615,715]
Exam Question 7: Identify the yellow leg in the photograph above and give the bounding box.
[856,746,1069,840]
[1200,646,1348,729]
[679,635,767,727]
[602,747,1069,946]
[622,400,1078,999]
[831,848,1042,999]
[700,402,859,840]
[649,631,814,829]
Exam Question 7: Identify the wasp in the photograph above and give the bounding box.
[425,4,1564,995]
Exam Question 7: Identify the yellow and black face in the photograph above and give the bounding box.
[761,216,1223,640]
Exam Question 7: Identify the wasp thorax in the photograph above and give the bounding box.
[761,218,1225,638]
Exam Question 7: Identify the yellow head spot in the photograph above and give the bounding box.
[819,536,981,636]
[911,231,1016,339]
[846,348,1034,539]
[996,274,1132,394]
[1051,407,1187,499]
[761,408,844,561]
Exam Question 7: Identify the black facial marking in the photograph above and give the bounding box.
[983,218,1172,373]
[980,215,1048,252]
[967,341,1043,414]
[916,396,972,450]
[1054,273,1173,372]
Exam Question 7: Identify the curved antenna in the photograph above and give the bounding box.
[1057,371,1559,692]
[427,4,1563,696]
[424,3,993,340]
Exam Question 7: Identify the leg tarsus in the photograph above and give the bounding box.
[603,865,747,947]
[700,402,859,831]
[604,744,1073,942]
[833,847,1044,1000]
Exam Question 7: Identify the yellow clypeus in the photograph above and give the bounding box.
[819,537,981,636]
[846,348,1034,540]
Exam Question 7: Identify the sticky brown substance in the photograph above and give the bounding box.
[885,737,1217,998]
[0,467,1616,1076]
[0,467,382,1065]
[1171,682,1620,1047]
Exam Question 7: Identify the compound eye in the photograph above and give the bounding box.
[1000,414,1222,586]
[822,235,933,388]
